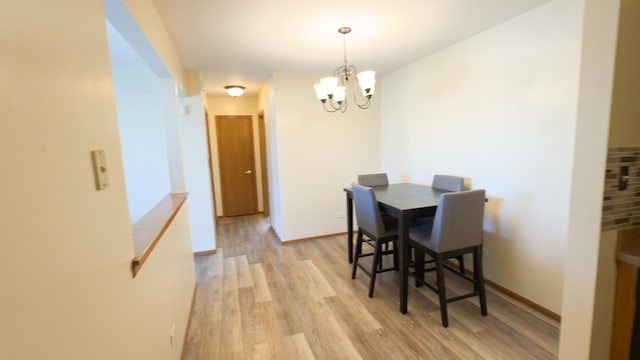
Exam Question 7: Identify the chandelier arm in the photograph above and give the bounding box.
[328,97,342,111]
[326,96,348,112]
[350,76,371,109]
[340,98,348,113]
[322,101,340,113]
[356,96,371,109]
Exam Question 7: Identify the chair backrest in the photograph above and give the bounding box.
[431,189,485,252]
[357,173,389,187]
[351,183,385,238]
[432,174,464,192]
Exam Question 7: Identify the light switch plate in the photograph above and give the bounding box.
[91,150,109,190]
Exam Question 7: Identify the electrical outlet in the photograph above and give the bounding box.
[482,247,488,257]
[337,212,345,219]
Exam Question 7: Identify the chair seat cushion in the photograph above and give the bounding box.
[409,222,436,251]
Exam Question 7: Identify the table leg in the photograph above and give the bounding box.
[399,213,409,314]
[346,192,354,263]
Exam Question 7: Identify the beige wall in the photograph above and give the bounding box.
[269,72,381,241]
[206,96,262,216]
[119,0,186,91]
[0,1,195,358]
[380,0,582,314]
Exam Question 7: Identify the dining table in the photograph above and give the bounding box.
[344,183,449,314]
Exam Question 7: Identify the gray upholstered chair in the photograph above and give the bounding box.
[415,174,466,272]
[358,173,394,261]
[351,183,398,298]
[357,173,389,187]
[432,174,464,192]
[409,189,488,327]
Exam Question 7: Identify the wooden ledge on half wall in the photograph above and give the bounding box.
[131,192,188,277]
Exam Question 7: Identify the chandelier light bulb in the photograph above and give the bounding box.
[320,77,339,96]
[333,86,346,103]
[357,71,376,97]
[314,83,328,101]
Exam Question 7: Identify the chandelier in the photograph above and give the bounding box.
[313,27,376,113]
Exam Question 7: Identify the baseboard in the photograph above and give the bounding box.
[280,231,349,245]
[441,259,561,321]
[193,249,217,257]
[485,278,561,321]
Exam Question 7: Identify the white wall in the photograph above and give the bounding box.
[379,1,583,313]
[265,78,283,234]
[162,79,187,193]
[181,94,216,251]
[0,1,195,358]
[110,64,171,223]
[270,72,381,241]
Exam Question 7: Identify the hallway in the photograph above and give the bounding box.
[182,215,559,359]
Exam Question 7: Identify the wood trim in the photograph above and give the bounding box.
[439,258,561,321]
[181,285,198,360]
[131,192,188,277]
[281,232,352,245]
[484,278,561,321]
[204,110,218,221]
[194,249,217,257]
[258,110,270,216]
[610,261,637,359]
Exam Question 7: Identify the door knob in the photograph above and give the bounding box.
[244,169,253,175]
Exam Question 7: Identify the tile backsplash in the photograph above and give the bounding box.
[602,147,640,231]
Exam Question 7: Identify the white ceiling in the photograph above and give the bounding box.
[151,0,550,97]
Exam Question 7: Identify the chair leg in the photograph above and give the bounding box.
[378,245,384,271]
[351,230,363,279]
[435,255,449,327]
[393,241,399,271]
[414,248,425,287]
[474,246,488,316]
[457,255,465,274]
[381,242,389,271]
[368,238,382,298]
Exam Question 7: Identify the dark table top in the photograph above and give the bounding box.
[345,183,447,211]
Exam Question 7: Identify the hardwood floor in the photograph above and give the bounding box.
[182,214,559,359]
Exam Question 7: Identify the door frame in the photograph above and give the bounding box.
[257,110,270,216]
[204,110,217,218]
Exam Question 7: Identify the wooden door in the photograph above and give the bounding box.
[216,115,258,216]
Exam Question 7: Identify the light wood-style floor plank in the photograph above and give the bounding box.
[183,214,559,359]
[249,263,272,303]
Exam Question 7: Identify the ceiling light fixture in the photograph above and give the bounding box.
[313,27,375,113]
[225,85,245,97]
